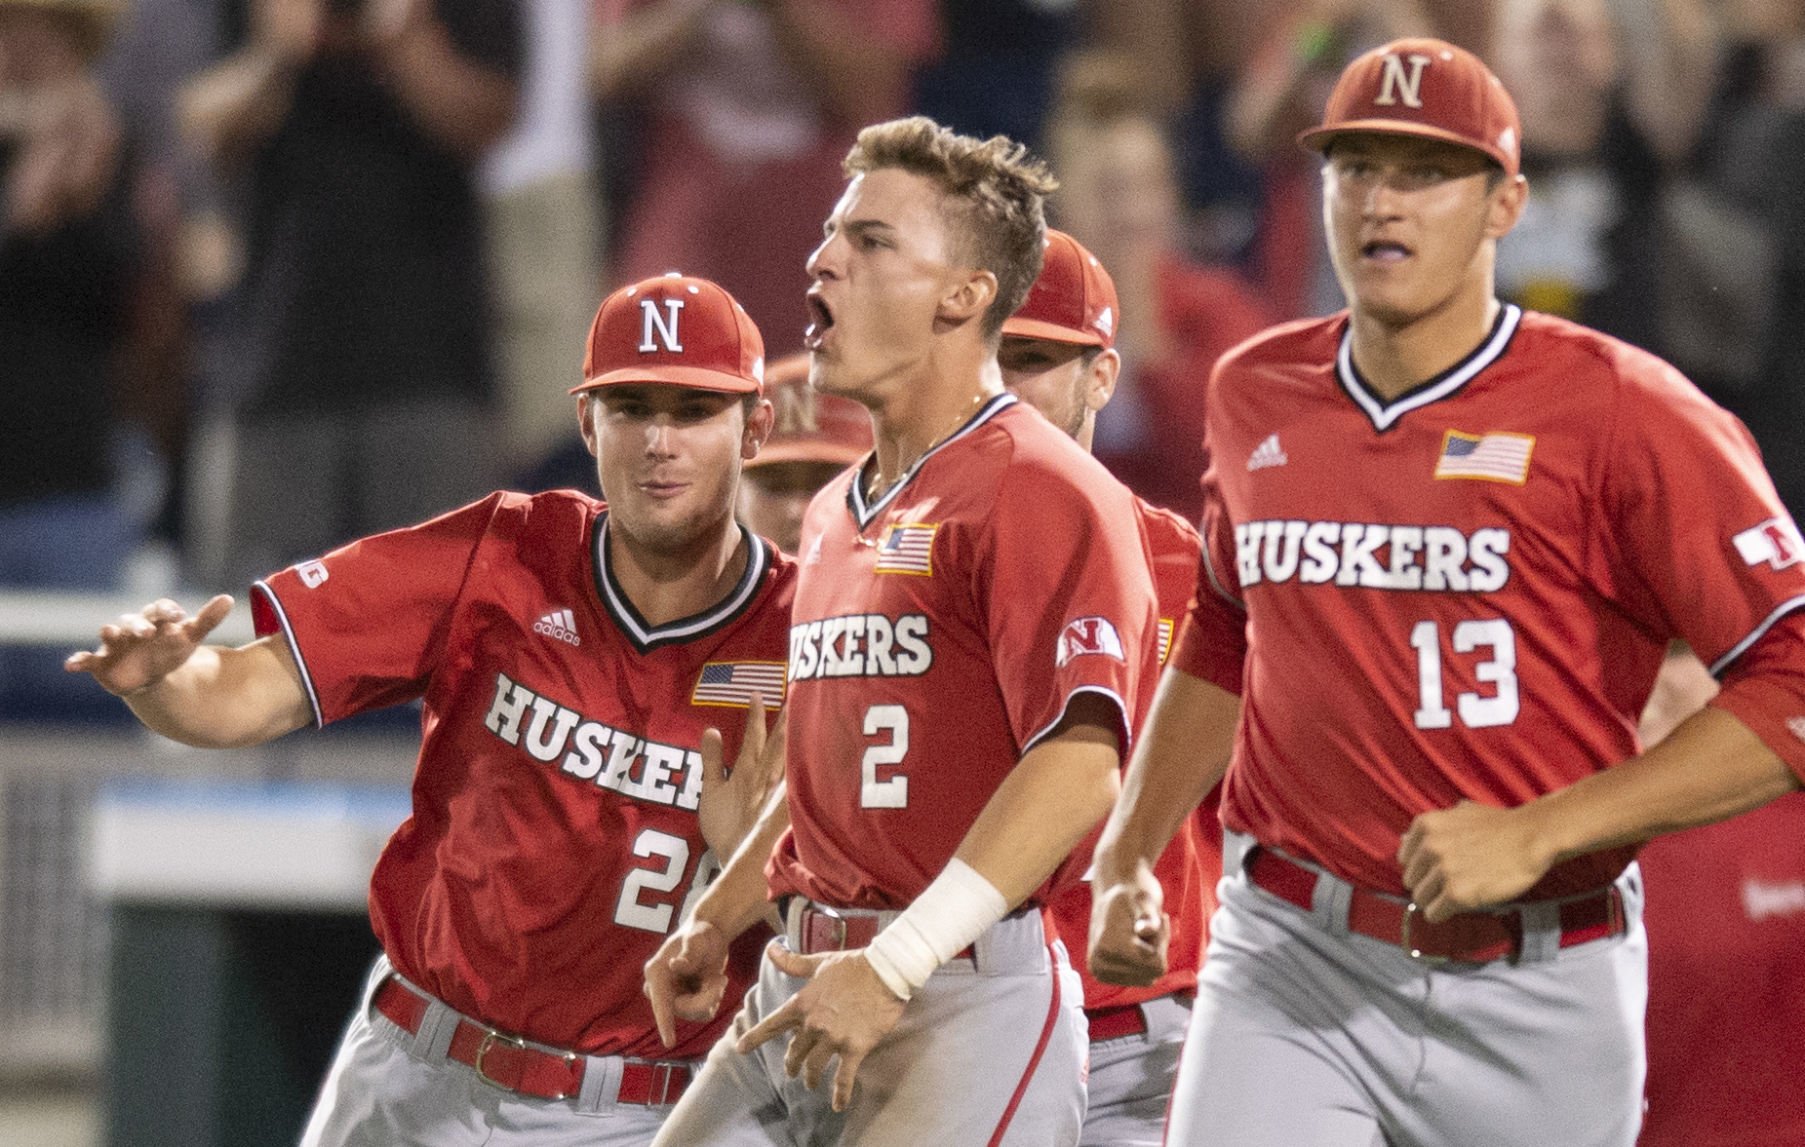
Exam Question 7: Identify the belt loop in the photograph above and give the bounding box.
[1514,901,1562,965]
[576,1054,620,1113]
[410,996,458,1064]
[783,898,804,953]
[1312,865,1353,935]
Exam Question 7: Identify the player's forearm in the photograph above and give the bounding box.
[1524,706,1800,867]
[691,784,790,940]
[952,724,1122,908]
[1092,669,1239,887]
[125,640,313,749]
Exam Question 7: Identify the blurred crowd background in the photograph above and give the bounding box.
[8,0,1805,658]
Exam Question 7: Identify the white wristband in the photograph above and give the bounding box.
[862,858,1011,1002]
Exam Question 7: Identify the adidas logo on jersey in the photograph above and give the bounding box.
[1788,715,1805,745]
[1247,434,1287,472]
[533,608,581,646]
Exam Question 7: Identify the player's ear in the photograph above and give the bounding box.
[1084,349,1121,415]
[577,394,600,457]
[742,397,775,462]
[1484,173,1528,241]
[936,268,998,330]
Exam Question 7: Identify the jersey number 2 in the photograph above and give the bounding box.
[861,704,910,808]
[1410,618,1519,729]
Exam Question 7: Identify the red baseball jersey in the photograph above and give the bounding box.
[1052,497,1218,1009]
[767,396,1159,909]
[251,491,796,1058]
[1638,792,1805,1146]
[1175,305,1805,897]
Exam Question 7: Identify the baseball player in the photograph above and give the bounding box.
[643,116,1162,1146]
[997,227,1215,1147]
[67,273,798,1147]
[736,352,874,556]
[1088,38,1805,1147]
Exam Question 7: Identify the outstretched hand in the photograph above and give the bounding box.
[697,697,786,860]
[65,595,235,698]
[734,941,905,1112]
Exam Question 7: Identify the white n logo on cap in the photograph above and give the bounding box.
[639,298,686,353]
[1374,53,1431,109]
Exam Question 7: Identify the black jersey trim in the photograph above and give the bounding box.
[846,392,1016,530]
[251,579,324,728]
[592,514,771,653]
[1709,594,1805,678]
[1336,304,1522,432]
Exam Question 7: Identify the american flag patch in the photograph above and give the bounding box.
[873,523,937,575]
[1157,618,1175,665]
[1434,430,1534,484]
[691,661,787,709]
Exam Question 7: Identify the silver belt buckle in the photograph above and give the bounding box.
[1401,901,1453,965]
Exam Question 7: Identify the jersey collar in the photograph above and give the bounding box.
[1336,303,1522,432]
[592,513,770,653]
[846,392,1015,529]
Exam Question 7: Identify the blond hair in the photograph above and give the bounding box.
[845,116,1057,340]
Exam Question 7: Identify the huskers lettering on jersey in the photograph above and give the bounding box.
[251,491,796,1060]
[1233,520,1510,592]
[768,397,1159,910]
[1176,306,1805,900]
[787,613,933,681]
[482,672,704,811]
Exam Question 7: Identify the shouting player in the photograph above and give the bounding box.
[1088,38,1805,1147]
[67,274,797,1147]
[998,227,1214,1147]
[736,352,873,555]
[645,117,1161,1146]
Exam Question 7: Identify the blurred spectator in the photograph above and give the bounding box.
[591,0,938,347]
[736,351,870,554]
[911,0,1078,146]
[1635,643,1805,1146]
[1223,0,1455,315]
[1677,0,1805,520]
[0,0,185,590]
[483,0,603,479]
[178,0,521,592]
[1489,0,1715,354]
[1044,54,1276,523]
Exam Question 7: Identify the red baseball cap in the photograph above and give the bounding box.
[572,273,766,395]
[1297,38,1521,178]
[1001,229,1119,349]
[745,353,873,470]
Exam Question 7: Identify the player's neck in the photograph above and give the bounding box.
[1347,287,1502,403]
[605,517,750,627]
[866,351,1002,499]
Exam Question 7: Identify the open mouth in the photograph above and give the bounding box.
[1361,240,1413,262]
[803,291,835,349]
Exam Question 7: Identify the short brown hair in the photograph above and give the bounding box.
[845,116,1058,341]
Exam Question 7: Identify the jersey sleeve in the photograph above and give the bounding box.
[1596,361,1805,775]
[1171,441,1249,694]
[973,449,1159,756]
[251,494,502,725]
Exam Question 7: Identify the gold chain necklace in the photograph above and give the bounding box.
[865,390,993,503]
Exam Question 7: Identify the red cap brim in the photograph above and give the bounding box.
[1297,120,1515,176]
[744,441,870,470]
[999,316,1106,347]
[570,363,761,395]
